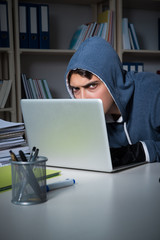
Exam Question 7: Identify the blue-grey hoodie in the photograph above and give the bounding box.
[65,36,160,162]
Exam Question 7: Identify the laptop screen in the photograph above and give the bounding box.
[21,99,113,172]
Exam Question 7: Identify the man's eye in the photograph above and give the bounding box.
[88,83,97,89]
[72,87,79,93]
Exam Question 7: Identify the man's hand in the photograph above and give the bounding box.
[110,142,146,168]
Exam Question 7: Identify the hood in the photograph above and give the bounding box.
[65,36,135,121]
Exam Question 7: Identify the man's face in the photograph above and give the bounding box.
[69,73,116,114]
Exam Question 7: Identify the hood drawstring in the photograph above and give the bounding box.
[124,122,132,145]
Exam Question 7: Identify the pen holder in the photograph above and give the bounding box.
[11,156,48,206]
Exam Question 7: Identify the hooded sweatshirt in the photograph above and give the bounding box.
[65,36,160,162]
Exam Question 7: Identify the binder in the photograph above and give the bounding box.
[0,1,9,48]
[19,3,28,48]
[38,4,49,49]
[136,63,144,72]
[28,4,38,48]
[123,62,144,72]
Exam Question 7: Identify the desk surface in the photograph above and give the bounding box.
[0,163,160,240]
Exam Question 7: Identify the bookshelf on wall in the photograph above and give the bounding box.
[116,0,160,73]
[13,0,117,122]
[0,0,16,122]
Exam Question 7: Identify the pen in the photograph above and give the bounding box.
[9,150,19,162]
[46,178,75,192]
[19,150,28,162]
[31,148,39,162]
[29,146,36,161]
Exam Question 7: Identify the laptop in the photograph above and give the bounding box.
[21,99,145,172]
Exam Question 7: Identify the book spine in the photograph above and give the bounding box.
[21,74,30,99]
[34,79,43,98]
[39,79,47,98]
[42,79,52,99]
[129,23,140,50]
[122,18,131,50]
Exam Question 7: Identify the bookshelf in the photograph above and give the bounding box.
[13,0,116,122]
[12,0,160,122]
[117,0,160,73]
[0,0,16,122]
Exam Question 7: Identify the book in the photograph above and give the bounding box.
[129,23,140,50]
[97,9,109,23]
[0,165,61,192]
[41,79,52,99]
[122,18,131,50]
[21,74,52,99]
[69,24,85,49]
[0,80,12,108]
[69,9,114,50]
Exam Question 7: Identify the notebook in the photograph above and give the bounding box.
[21,99,145,172]
[0,165,61,192]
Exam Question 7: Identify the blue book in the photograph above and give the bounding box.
[129,23,140,50]
[38,4,50,49]
[69,24,86,49]
[0,1,9,48]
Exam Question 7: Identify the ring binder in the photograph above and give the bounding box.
[28,4,39,49]
[0,1,9,48]
[19,3,29,48]
[38,4,50,49]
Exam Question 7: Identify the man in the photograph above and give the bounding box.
[65,36,160,165]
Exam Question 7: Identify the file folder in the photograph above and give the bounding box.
[28,4,38,48]
[0,1,9,48]
[19,3,29,48]
[38,4,49,49]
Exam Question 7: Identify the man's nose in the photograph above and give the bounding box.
[79,89,87,99]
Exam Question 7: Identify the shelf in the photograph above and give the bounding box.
[123,0,160,11]
[20,0,104,5]
[0,48,12,53]
[0,108,13,112]
[122,50,160,57]
[19,49,76,55]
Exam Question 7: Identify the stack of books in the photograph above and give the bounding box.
[69,9,114,50]
[22,73,52,99]
[0,119,30,166]
[122,18,140,50]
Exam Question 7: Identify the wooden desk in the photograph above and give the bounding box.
[0,163,160,240]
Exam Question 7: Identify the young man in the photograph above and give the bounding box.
[65,36,160,166]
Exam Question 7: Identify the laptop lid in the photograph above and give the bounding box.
[21,99,113,172]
